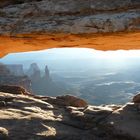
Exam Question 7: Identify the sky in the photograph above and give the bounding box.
[1,48,140,71]
[1,48,140,63]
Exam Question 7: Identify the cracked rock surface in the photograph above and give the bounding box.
[0,89,140,140]
[0,0,140,35]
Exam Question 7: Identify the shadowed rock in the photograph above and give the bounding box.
[0,127,8,140]
[0,63,32,92]
[0,85,31,95]
[46,95,88,107]
[0,89,139,140]
[133,93,140,103]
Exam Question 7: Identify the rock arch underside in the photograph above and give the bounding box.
[0,0,140,57]
[1,1,140,140]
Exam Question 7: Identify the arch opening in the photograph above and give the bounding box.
[1,47,140,105]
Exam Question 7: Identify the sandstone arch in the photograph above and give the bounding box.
[0,0,140,57]
[0,32,140,58]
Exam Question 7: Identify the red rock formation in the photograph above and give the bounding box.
[0,75,32,92]
[0,85,30,95]
[46,95,88,107]
[57,95,88,107]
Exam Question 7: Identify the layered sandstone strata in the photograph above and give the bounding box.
[0,0,140,57]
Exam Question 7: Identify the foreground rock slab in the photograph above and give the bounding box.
[107,103,140,140]
[0,90,139,140]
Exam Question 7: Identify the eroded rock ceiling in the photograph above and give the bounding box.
[0,0,140,57]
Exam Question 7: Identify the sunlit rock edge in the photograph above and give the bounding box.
[0,85,140,140]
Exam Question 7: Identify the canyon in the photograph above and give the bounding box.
[0,62,69,96]
[0,0,140,139]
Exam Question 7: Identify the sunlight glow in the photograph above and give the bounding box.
[1,48,140,63]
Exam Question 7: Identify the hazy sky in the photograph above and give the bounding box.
[1,48,140,62]
[1,48,140,71]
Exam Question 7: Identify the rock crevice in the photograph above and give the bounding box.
[0,85,140,140]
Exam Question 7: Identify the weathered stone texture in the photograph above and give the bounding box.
[0,88,140,140]
[0,0,139,35]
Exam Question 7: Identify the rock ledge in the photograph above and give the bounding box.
[0,85,140,140]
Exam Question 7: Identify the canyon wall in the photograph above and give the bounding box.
[6,64,24,76]
[0,63,32,92]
